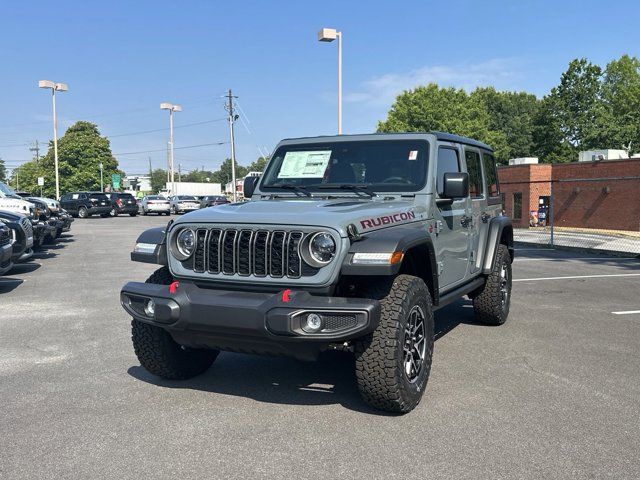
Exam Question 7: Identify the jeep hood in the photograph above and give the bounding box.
[174,197,429,236]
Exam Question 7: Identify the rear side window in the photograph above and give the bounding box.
[90,193,108,201]
[464,150,483,198]
[482,152,499,197]
[436,147,461,195]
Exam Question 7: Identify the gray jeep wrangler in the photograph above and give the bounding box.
[121,132,513,413]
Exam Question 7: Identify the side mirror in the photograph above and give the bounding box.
[442,172,469,199]
[243,176,260,198]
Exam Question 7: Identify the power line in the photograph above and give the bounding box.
[113,141,229,156]
[105,118,227,139]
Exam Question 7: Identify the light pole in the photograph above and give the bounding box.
[318,28,342,134]
[99,162,104,192]
[39,80,68,199]
[160,102,182,195]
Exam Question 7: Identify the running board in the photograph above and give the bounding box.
[434,277,485,311]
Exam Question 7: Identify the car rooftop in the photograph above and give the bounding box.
[279,131,493,152]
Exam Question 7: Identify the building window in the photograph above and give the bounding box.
[513,192,522,219]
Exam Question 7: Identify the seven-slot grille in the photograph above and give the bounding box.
[20,218,33,238]
[185,228,314,279]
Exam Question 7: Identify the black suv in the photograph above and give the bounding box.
[60,192,112,218]
[107,192,138,217]
[199,195,229,208]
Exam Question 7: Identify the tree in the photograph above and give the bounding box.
[10,121,121,197]
[246,156,269,173]
[601,54,640,152]
[0,157,6,182]
[150,168,168,193]
[210,158,247,186]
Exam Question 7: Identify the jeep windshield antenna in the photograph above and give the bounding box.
[224,89,239,202]
[270,183,312,197]
[316,183,377,197]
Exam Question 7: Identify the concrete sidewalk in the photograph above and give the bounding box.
[514,228,640,255]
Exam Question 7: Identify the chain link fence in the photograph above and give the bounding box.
[499,176,640,255]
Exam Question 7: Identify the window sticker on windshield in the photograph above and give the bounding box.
[408,150,418,160]
[278,150,332,178]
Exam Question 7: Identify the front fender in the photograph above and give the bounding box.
[131,226,168,265]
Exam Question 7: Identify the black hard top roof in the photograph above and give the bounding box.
[280,132,493,152]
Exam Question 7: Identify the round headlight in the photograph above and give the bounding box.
[175,228,196,259]
[309,232,336,265]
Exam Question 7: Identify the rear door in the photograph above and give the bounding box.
[433,144,470,289]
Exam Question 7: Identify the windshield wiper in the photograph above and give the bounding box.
[269,183,312,197]
[315,184,377,198]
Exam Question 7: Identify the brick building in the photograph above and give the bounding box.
[498,158,640,231]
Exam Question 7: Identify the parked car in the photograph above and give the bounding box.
[0,222,13,275]
[0,181,36,218]
[199,195,230,209]
[59,192,112,218]
[169,195,200,214]
[24,197,58,246]
[106,192,138,217]
[121,131,514,414]
[0,211,34,263]
[27,196,73,235]
[141,195,170,216]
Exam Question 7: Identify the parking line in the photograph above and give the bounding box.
[514,257,639,262]
[513,273,640,282]
[612,310,640,315]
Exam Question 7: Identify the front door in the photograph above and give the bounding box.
[433,144,470,289]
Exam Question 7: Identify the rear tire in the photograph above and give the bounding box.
[129,212,137,217]
[78,207,88,218]
[110,208,118,217]
[355,275,434,413]
[143,209,148,216]
[131,267,219,380]
[472,244,512,325]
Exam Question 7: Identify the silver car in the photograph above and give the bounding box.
[169,195,200,214]
[141,195,171,216]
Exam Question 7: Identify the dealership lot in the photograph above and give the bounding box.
[1,216,639,479]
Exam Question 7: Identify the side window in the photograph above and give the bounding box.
[60,194,70,202]
[464,150,483,198]
[436,147,461,195]
[482,152,499,197]
[513,192,522,219]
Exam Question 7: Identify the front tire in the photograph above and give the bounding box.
[110,208,118,217]
[131,267,219,380]
[355,275,434,413]
[472,244,512,325]
[78,207,88,219]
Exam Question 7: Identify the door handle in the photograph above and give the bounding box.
[481,212,491,223]
[460,215,472,227]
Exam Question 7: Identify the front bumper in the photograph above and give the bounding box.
[121,281,380,360]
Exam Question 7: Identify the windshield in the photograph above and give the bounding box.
[260,140,429,194]
[0,181,17,197]
[178,195,196,200]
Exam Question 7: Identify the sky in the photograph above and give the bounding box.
[1,0,639,176]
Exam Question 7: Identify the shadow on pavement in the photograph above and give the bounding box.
[128,299,483,414]
[0,278,24,293]
[3,262,41,275]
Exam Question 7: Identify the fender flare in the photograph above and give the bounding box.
[130,226,168,265]
[341,224,440,304]
[482,216,514,274]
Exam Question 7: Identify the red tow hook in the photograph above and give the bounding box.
[281,288,292,303]
[169,281,180,294]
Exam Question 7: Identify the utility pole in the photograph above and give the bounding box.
[178,163,182,183]
[99,162,104,192]
[30,140,40,163]
[148,157,152,179]
[225,89,239,202]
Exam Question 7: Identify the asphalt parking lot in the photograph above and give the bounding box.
[1,215,639,479]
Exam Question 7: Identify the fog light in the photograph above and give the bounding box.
[304,313,323,333]
[144,299,156,317]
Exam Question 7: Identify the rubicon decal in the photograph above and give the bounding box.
[360,211,416,230]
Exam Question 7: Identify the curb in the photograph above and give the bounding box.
[513,241,640,258]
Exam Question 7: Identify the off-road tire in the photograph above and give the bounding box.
[472,244,512,325]
[78,207,88,218]
[131,267,219,380]
[355,274,434,413]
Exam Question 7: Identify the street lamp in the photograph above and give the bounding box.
[318,27,342,134]
[99,162,104,192]
[160,102,182,195]
[38,80,68,199]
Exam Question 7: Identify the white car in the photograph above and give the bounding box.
[0,181,36,218]
[141,195,170,216]
[169,195,200,214]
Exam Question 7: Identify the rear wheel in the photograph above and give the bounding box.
[110,208,118,217]
[355,275,434,413]
[131,267,219,379]
[143,208,148,216]
[472,244,512,325]
[78,207,88,218]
